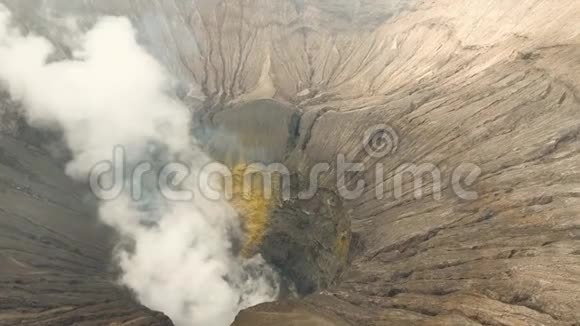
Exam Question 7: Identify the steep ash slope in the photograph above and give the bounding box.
[228,1,580,324]
[1,0,580,325]
[0,136,172,325]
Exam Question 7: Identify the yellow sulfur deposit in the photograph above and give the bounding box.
[229,163,280,256]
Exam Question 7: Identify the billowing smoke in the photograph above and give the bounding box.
[0,5,279,326]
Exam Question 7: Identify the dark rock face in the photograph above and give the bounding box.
[262,189,350,297]
[2,0,580,325]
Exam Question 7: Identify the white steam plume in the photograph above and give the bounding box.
[0,5,278,326]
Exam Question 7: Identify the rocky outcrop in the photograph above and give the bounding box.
[1,0,580,325]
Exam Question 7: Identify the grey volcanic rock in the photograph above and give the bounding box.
[2,0,580,325]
